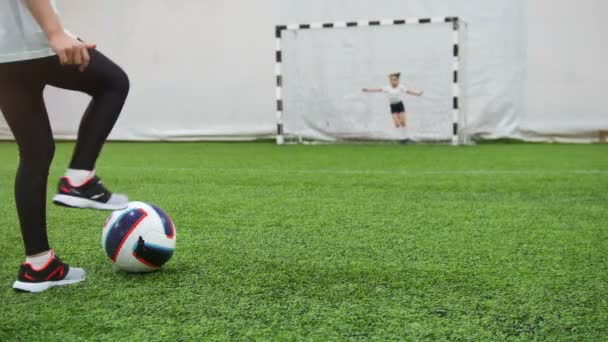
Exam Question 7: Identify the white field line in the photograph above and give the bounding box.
[0,167,605,176]
[105,167,608,176]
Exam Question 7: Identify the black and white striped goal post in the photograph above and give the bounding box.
[274,16,467,145]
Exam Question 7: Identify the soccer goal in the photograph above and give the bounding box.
[275,17,469,145]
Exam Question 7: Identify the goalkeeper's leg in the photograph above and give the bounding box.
[398,113,415,144]
[399,113,407,128]
[391,114,401,128]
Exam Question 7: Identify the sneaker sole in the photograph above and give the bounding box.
[13,277,86,293]
[53,194,128,211]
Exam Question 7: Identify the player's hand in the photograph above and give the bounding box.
[419,91,424,96]
[362,88,369,92]
[48,32,96,72]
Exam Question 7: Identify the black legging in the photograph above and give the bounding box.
[0,50,129,255]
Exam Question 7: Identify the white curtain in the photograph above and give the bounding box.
[0,0,605,142]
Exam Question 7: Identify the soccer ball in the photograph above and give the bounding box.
[102,202,176,273]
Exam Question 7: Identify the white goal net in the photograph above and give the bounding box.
[275,18,468,145]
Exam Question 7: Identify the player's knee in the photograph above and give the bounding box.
[110,68,130,100]
[19,139,55,167]
[38,141,55,166]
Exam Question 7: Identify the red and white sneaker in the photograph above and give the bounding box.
[53,176,128,211]
[13,252,86,293]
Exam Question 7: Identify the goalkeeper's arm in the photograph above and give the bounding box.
[406,88,424,96]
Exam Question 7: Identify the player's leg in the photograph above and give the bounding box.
[390,102,402,128]
[42,49,130,210]
[396,102,407,128]
[0,59,85,293]
[397,111,414,144]
[391,114,401,128]
[399,113,407,128]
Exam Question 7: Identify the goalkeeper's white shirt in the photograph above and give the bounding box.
[0,0,59,63]
[382,84,409,104]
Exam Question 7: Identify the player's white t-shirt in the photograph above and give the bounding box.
[382,84,409,104]
[0,0,59,63]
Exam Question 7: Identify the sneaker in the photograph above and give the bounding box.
[400,139,416,145]
[13,253,86,293]
[53,176,129,211]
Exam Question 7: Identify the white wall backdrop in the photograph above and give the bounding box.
[0,0,606,142]
[522,0,608,142]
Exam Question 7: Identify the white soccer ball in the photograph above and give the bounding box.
[102,202,176,273]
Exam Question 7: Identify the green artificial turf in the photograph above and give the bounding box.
[0,142,606,341]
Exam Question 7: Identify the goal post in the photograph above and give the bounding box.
[274,17,469,145]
